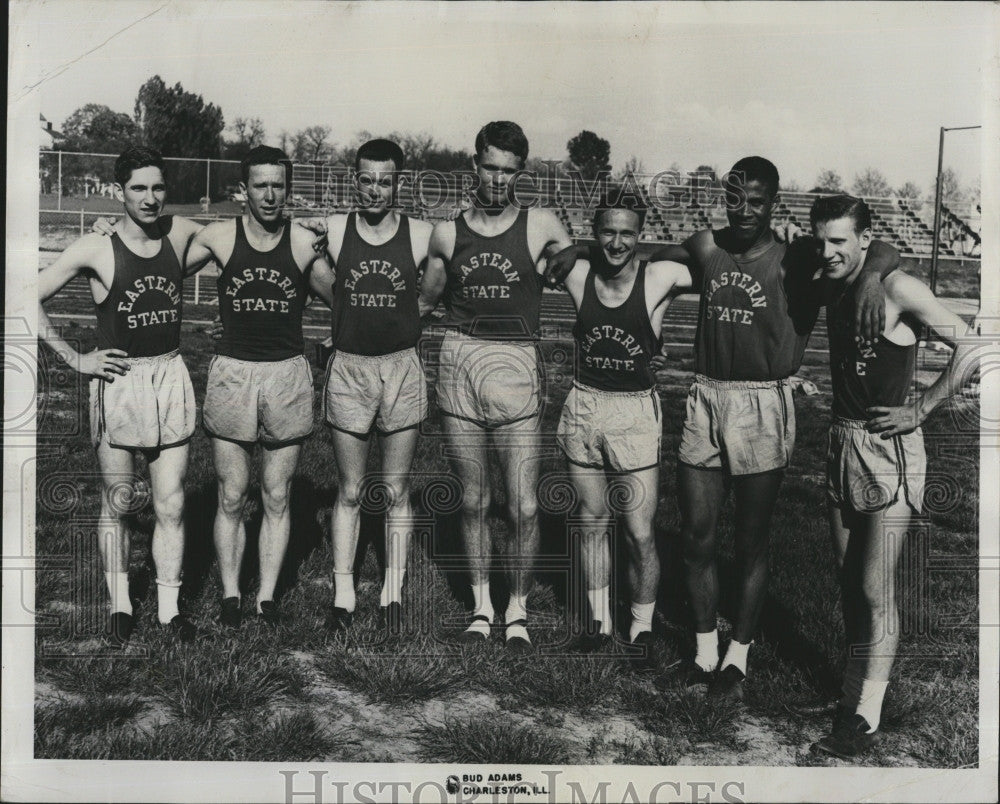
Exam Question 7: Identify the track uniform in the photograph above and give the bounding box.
[91,228,195,449]
[826,285,924,513]
[437,209,542,427]
[323,213,427,436]
[678,236,805,475]
[203,218,312,445]
[557,262,662,472]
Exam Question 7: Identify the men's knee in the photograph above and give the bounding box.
[153,486,185,527]
[217,479,249,517]
[508,491,538,523]
[337,478,364,509]
[385,480,410,512]
[626,524,656,552]
[461,488,491,519]
[262,482,292,517]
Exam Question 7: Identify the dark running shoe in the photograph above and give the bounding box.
[457,614,492,646]
[219,597,242,628]
[167,615,196,643]
[708,664,746,702]
[673,659,715,688]
[257,601,280,627]
[577,621,615,654]
[107,611,134,649]
[811,713,880,760]
[382,601,403,635]
[628,631,658,674]
[326,606,353,633]
[504,619,533,655]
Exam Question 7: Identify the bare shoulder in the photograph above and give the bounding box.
[527,206,564,231]
[198,217,236,245]
[884,269,931,304]
[408,216,435,240]
[429,218,457,256]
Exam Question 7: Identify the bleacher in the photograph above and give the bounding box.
[291,165,977,258]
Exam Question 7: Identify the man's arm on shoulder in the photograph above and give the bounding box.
[417,220,454,317]
[409,217,434,280]
[867,271,978,437]
[322,213,349,266]
[184,219,229,277]
[647,259,694,305]
[307,255,336,308]
[851,238,901,342]
[561,259,591,308]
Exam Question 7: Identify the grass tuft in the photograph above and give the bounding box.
[419,714,572,764]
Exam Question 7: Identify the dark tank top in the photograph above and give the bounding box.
[217,218,307,361]
[96,230,183,357]
[441,208,542,340]
[331,213,421,355]
[693,235,809,380]
[573,262,660,392]
[828,283,916,419]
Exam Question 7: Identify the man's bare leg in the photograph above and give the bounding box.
[257,442,301,611]
[568,463,612,636]
[329,429,369,629]
[443,415,493,642]
[212,438,252,610]
[619,466,661,642]
[378,427,420,619]
[678,463,728,673]
[494,415,541,648]
[147,442,191,636]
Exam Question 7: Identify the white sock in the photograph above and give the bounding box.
[333,572,356,612]
[505,593,529,643]
[695,629,719,672]
[587,585,612,635]
[155,579,181,624]
[721,639,752,675]
[466,580,493,637]
[856,679,889,732]
[105,571,132,615]
[380,568,406,607]
[629,601,655,642]
[840,661,864,711]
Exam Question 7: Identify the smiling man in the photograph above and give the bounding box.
[38,146,203,645]
[418,121,574,652]
[318,138,433,635]
[808,194,979,759]
[548,156,901,698]
[555,191,691,656]
[184,145,333,628]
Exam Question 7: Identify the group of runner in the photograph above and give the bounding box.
[38,122,978,760]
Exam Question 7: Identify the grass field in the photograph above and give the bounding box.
[33,287,980,767]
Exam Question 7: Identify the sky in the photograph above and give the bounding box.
[11,1,994,196]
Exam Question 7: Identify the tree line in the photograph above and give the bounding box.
[48,75,979,211]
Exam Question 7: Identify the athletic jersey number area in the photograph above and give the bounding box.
[331,213,422,356]
[694,238,810,381]
[572,262,660,392]
[216,218,308,361]
[828,283,916,419]
[96,231,184,358]
[441,209,542,340]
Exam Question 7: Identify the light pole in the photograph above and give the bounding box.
[930,125,981,294]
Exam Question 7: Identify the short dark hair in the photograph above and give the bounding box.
[810,194,872,234]
[241,145,291,186]
[355,138,405,172]
[474,121,529,164]
[725,156,780,197]
[592,188,647,230]
[114,146,165,186]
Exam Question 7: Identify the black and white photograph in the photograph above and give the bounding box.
[4,1,998,802]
